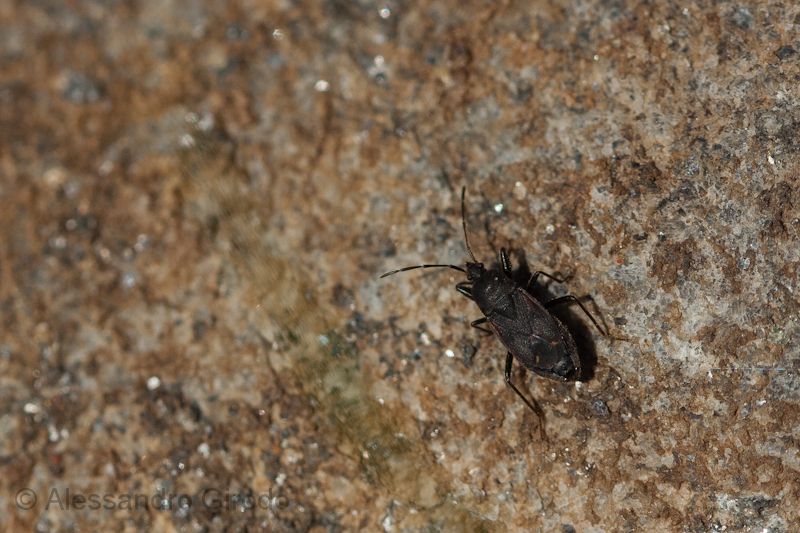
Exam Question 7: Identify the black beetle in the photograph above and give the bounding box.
[380,187,605,433]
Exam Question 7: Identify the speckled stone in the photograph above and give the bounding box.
[1,1,798,531]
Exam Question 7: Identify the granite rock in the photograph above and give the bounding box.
[1,1,798,531]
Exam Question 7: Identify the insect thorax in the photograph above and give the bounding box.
[471,268,517,314]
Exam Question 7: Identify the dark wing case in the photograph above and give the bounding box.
[488,288,566,373]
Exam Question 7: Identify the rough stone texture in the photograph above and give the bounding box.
[1,1,798,531]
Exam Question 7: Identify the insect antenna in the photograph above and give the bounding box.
[461,186,478,263]
[380,264,466,278]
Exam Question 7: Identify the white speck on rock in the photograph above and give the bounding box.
[513,181,527,200]
[121,272,137,289]
[381,512,394,532]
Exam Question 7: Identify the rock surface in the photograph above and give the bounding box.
[1,1,798,531]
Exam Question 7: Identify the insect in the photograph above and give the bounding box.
[380,187,606,433]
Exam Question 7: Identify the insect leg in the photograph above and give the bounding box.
[500,248,513,276]
[470,317,492,334]
[456,282,473,300]
[504,353,546,440]
[527,270,565,288]
[544,295,606,336]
